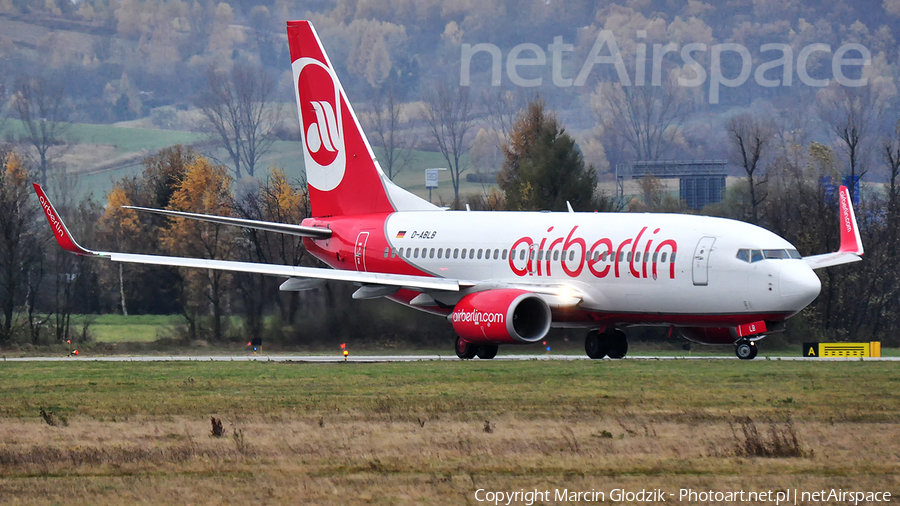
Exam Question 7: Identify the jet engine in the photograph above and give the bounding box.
[449,289,551,344]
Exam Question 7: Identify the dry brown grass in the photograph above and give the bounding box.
[0,415,898,504]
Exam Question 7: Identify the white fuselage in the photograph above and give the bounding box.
[376,211,821,323]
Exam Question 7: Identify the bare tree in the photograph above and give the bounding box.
[367,84,413,181]
[728,114,775,224]
[818,85,883,188]
[197,63,280,180]
[883,120,900,245]
[422,83,476,204]
[481,88,530,146]
[0,149,41,343]
[11,77,70,186]
[594,81,691,161]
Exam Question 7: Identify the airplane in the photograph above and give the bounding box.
[34,20,864,360]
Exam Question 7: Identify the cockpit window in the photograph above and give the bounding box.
[737,248,802,263]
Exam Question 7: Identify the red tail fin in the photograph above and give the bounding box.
[289,21,433,218]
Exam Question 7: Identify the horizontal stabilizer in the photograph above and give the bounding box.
[123,206,332,239]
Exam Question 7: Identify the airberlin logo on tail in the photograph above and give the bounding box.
[306,101,340,160]
[293,57,346,191]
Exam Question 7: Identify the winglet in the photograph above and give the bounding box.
[33,184,98,256]
[837,185,864,255]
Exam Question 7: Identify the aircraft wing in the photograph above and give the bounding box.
[34,184,472,293]
[122,205,332,239]
[802,185,865,270]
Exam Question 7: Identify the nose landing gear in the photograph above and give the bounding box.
[735,339,758,360]
[585,328,628,359]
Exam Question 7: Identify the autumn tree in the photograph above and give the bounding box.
[160,156,235,340]
[498,99,609,212]
[197,62,280,180]
[728,114,775,224]
[422,83,476,204]
[10,76,70,186]
[97,146,196,316]
[232,169,309,339]
[97,183,140,315]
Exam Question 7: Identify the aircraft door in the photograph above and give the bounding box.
[354,231,370,272]
[692,236,716,286]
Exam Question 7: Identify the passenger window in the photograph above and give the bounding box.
[751,250,763,263]
[502,249,507,260]
[430,248,435,258]
[652,252,658,262]
[453,248,459,259]
[522,250,527,261]
[569,250,575,261]
[493,249,499,260]
[627,252,633,262]
[391,249,397,258]
[595,252,600,262]
[618,252,625,262]
[470,248,475,259]
[414,248,419,258]
[477,249,483,259]
[634,252,640,262]
[671,252,677,262]
[461,249,467,259]
[553,250,559,261]
[661,252,667,263]
[736,249,749,263]
[437,248,443,259]
[406,248,412,257]
[383,247,389,258]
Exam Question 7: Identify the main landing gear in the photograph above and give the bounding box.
[585,328,628,359]
[455,337,498,360]
[735,339,758,360]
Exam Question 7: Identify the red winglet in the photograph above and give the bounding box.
[33,184,96,256]
[837,185,864,255]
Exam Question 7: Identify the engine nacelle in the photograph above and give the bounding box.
[449,289,551,345]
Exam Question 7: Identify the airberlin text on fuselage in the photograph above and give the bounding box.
[509,225,678,280]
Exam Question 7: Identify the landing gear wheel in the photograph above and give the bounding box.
[748,343,758,359]
[585,330,608,359]
[607,329,628,359]
[735,340,756,360]
[456,337,477,359]
[476,345,498,360]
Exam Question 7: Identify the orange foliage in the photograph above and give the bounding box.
[161,156,234,259]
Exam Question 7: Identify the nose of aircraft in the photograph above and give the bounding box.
[779,264,822,310]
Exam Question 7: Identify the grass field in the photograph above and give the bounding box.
[0,360,897,504]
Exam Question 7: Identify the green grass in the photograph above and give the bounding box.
[1,121,203,154]
[1,360,897,421]
[0,360,897,503]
